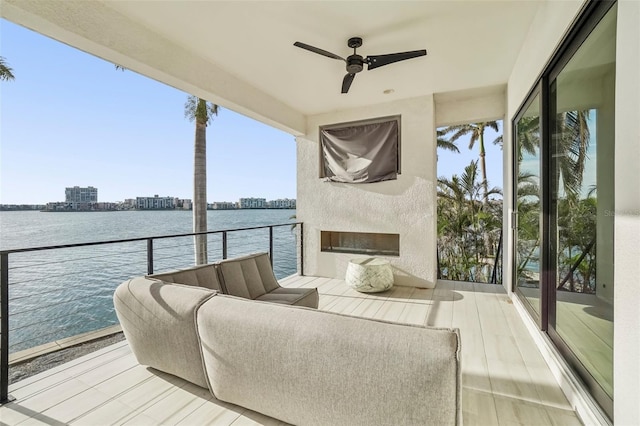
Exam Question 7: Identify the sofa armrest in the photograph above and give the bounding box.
[114,277,216,388]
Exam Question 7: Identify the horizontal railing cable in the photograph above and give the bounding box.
[9,272,142,301]
[0,222,299,256]
[6,247,148,271]
[7,260,146,286]
[9,304,118,334]
[10,291,114,317]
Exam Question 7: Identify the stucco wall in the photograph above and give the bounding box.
[297,96,436,287]
[434,85,506,127]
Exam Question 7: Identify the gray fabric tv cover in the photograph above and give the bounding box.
[320,118,398,183]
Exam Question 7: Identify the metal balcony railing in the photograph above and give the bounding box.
[0,222,304,404]
[437,228,503,284]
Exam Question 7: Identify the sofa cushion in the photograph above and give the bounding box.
[215,252,280,299]
[197,295,462,426]
[256,287,319,309]
[114,277,216,388]
[149,263,221,291]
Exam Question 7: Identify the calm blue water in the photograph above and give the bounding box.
[0,209,297,353]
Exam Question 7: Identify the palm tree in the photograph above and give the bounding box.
[436,128,460,153]
[516,111,589,197]
[515,115,540,162]
[555,110,590,197]
[515,171,541,279]
[185,96,219,265]
[0,57,15,81]
[115,66,221,264]
[437,160,502,282]
[438,121,501,205]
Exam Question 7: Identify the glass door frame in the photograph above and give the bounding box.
[512,85,548,331]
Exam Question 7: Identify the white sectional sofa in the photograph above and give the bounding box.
[113,253,462,425]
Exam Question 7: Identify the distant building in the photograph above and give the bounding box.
[176,198,192,210]
[268,198,296,209]
[65,186,98,203]
[44,202,69,211]
[122,199,137,210]
[94,202,117,211]
[62,186,98,211]
[136,195,176,210]
[0,204,45,211]
[239,198,266,209]
[210,201,237,210]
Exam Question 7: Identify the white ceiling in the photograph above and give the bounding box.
[2,0,543,134]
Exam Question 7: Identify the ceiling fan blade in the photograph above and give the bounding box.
[342,73,356,94]
[294,42,346,62]
[366,50,427,70]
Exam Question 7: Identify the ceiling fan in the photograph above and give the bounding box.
[293,37,427,94]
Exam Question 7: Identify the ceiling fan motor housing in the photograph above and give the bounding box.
[346,56,364,73]
[346,37,364,73]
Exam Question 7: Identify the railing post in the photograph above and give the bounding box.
[269,226,274,268]
[299,223,304,276]
[222,231,228,260]
[146,239,154,275]
[1,252,14,404]
[491,230,503,284]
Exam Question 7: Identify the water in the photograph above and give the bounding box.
[0,209,298,353]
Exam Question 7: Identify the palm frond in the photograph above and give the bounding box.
[185,96,220,125]
[0,56,15,81]
[437,138,460,153]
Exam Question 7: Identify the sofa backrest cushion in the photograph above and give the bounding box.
[148,263,221,291]
[215,252,280,299]
[197,295,462,426]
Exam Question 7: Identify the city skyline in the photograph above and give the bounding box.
[12,184,297,205]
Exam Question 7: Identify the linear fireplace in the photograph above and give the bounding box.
[320,231,400,256]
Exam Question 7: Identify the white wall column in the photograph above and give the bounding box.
[613,1,640,423]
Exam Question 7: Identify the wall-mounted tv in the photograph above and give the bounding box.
[319,115,400,183]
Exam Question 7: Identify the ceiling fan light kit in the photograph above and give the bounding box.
[294,37,427,94]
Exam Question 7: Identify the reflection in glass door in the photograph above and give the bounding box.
[549,4,616,409]
[514,95,541,319]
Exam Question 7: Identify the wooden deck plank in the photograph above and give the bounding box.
[120,380,212,425]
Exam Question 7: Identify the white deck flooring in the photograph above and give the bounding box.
[1,276,582,425]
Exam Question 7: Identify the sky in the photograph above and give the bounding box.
[1,19,503,205]
[0,20,297,204]
[437,123,504,195]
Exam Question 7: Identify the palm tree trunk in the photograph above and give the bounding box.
[478,133,492,270]
[193,116,208,265]
[479,134,489,206]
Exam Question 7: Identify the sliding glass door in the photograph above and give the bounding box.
[549,3,616,410]
[512,1,616,418]
[514,94,542,320]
